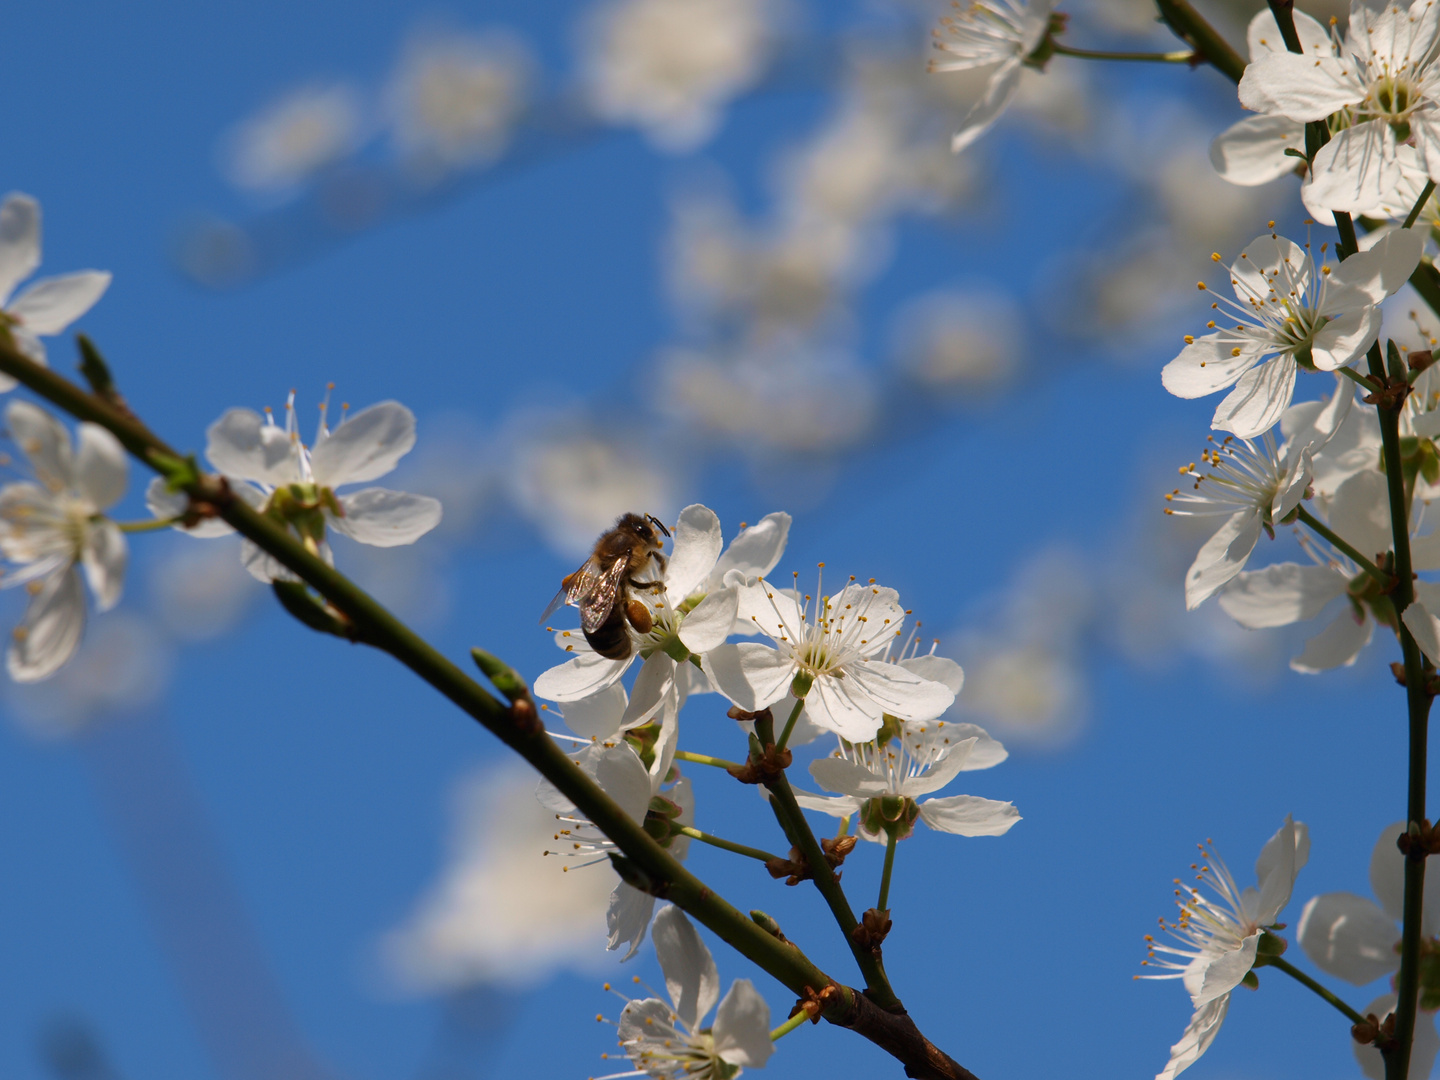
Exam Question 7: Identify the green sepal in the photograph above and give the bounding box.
[662,635,691,663]
[1255,930,1288,957]
[272,581,351,639]
[470,648,531,704]
[75,334,120,403]
[1241,970,1260,990]
[859,795,919,842]
[791,671,814,699]
[625,722,661,771]
[1389,339,1408,381]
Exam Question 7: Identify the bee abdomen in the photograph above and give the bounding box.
[584,604,632,660]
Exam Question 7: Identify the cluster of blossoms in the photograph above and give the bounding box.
[0,191,444,682]
[531,504,1020,1076]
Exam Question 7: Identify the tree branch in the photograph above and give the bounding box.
[0,335,981,1080]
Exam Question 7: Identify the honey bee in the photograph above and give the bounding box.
[540,513,671,660]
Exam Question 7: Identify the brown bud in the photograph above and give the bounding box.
[727,742,792,785]
[1411,350,1436,373]
[766,847,811,886]
[821,834,858,869]
[851,907,893,951]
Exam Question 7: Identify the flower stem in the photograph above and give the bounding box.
[771,1010,811,1041]
[677,826,782,864]
[753,709,900,1010]
[1266,956,1367,1025]
[776,697,805,752]
[1150,0,1245,82]
[1049,41,1195,62]
[1295,506,1391,585]
[1406,181,1437,231]
[1337,365,1382,393]
[674,750,745,771]
[115,515,184,533]
[877,830,898,913]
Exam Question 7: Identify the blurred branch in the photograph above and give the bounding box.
[1152,0,1245,82]
[0,334,978,1080]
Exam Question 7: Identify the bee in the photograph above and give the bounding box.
[540,512,671,660]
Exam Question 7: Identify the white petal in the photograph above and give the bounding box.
[1184,510,1263,610]
[1309,307,1381,371]
[898,654,964,695]
[1368,822,1440,933]
[1237,53,1362,120]
[807,672,885,742]
[239,537,292,583]
[1371,822,1408,924]
[1254,815,1308,923]
[919,794,1021,837]
[332,488,442,547]
[557,682,629,739]
[1304,121,1403,215]
[713,980,774,1068]
[677,587,739,654]
[74,422,127,511]
[7,398,73,490]
[607,881,657,960]
[0,193,40,305]
[789,787,863,818]
[595,743,653,822]
[8,566,85,682]
[619,654,676,729]
[651,905,720,1032]
[1291,606,1373,672]
[1212,354,1296,438]
[1404,595,1440,664]
[81,520,126,612]
[950,59,1022,152]
[533,651,631,703]
[1410,534,1440,572]
[1297,892,1400,985]
[309,400,416,487]
[1330,469,1393,562]
[1217,563,1347,629]
[708,511,790,586]
[847,659,956,722]
[665,504,723,601]
[702,642,795,711]
[1246,7,1334,58]
[1194,933,1259,1005]
[810,756,886,798]
[7,271,110,335]
[1162,335,1261,398]
[206,408,301,485]
[1155,996,1229,1080]
[144,475,241,538]
[1209,115,1305,185]
[1322,227,1424,309]
[935,721,1007,769]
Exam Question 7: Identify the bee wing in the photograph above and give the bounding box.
[539,557,605,625]
[580,555,630,635]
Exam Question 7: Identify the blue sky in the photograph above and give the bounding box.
[0,2,1421,1079]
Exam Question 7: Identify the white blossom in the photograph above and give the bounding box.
[148,391,442,582]
[0,193,111,386]
[222,83,365,194]
[1162,227,1422,438]
[0,400,127,682]
[704,571,955,742]
[929,0,1056,152]
[791,704,1020,841]
[1166,376,1352,609]
[535,704,692,960]
[1141,817,1309,1080]
[604,905,773,1080]
[580,0,778,153]
[1238,0,1440,216]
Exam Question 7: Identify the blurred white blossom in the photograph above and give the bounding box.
[580,0,781,152]
[889,286,1023,396]
[222,83,366,194]
[147,536,257,642]
[381,763,617,991]
[387,29,532,179]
